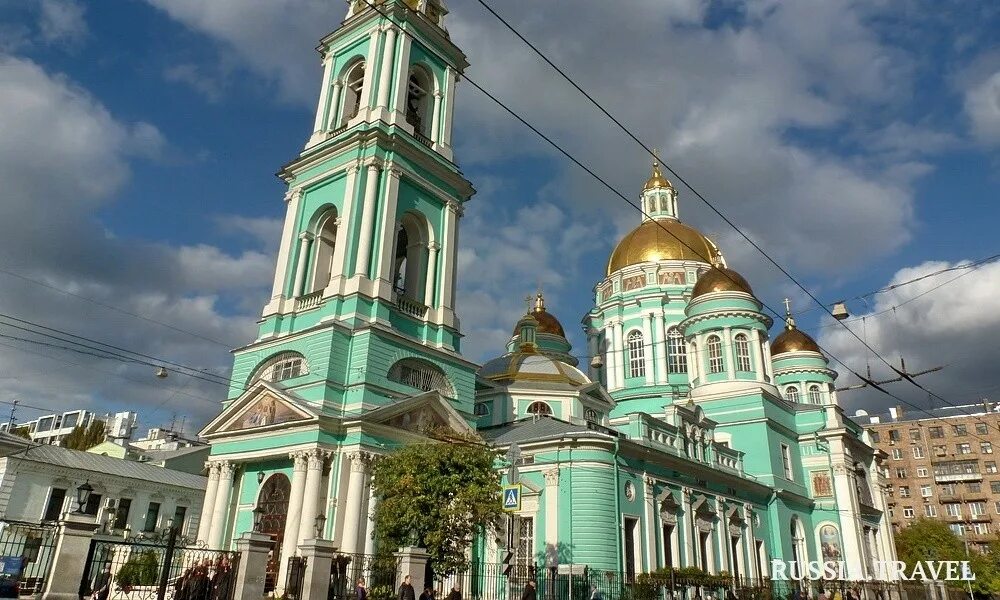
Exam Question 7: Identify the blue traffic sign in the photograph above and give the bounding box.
[502,484,521,512]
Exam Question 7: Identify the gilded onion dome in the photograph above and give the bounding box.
[772,310,822,355]
[512,292,566,338]
[691,266,754,299]
[607,220,720,275]
[644,159,673,191]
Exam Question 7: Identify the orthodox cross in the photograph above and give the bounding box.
[783,297,792,316]
[524,295,533,314]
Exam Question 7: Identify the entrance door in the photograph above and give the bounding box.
[258,474,291,593]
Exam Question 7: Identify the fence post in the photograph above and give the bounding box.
[395,546,431,590]
[233,531,273,600]
[41,512,98,600]
[300,539,337,600]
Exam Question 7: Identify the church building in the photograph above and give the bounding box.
[195,0,897,593]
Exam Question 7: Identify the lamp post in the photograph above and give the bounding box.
[156,517,181,600]
[75,481,93,514]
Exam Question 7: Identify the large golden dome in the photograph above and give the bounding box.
[691,267,754,298]
[607,219,720,275]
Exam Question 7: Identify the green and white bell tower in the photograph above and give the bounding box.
[232,0,477,416]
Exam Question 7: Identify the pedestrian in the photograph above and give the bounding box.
[590,586,604,600]
[90,564,112,600]
[521,580,536,600]
[791,587,802,600]
[447,585,462,600]
[399,575,417,600]
[419,587,435,600]
[357,578,369,600]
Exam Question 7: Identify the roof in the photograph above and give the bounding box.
[142,444,210,462]
[479,416,616,445]
[0,432,206,489]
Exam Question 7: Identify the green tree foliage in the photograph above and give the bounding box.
[895,519,1000,594]
[370,428,503,574]
[10,426,30,440]
[115,550,160,588]
[61,420,106,450]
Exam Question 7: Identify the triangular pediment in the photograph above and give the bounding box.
[361,391,474,436]
[201,382,318,437]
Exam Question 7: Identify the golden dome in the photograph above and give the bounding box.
[691,267,754,298]
[644,160,673,191]
[607,219,719,275]
[772,326,822,355]
[512,293,566,338]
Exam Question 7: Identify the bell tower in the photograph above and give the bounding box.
[231,0,477,417]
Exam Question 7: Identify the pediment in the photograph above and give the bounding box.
[362,391,474,437]
[201,382,317,437]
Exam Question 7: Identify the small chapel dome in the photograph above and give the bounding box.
[512,293,565,338]
[691,266,754,299]
[643,159,673,191]
[772,311,822,355]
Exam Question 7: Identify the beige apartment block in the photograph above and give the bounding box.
[863,403,1000,552]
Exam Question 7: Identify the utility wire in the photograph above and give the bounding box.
[363,1,1000,446]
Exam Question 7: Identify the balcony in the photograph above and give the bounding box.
[934,472,983,483]
[294,290,325,311]
[394,293,428,320]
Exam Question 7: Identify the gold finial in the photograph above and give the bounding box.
[535,291,545,312]
[783,298,797,330]
[643,148,673,191]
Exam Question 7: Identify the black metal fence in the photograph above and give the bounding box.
[0,519,58,595]
[80,538,239,600]
[329,553,401,600]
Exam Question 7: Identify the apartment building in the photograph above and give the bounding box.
[863,403,1000,552]
[0,409,137,445]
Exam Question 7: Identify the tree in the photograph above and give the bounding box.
[370,428,503,574]
[895,519,1000,594]
[61,420,106,450]
[10,426,30,440]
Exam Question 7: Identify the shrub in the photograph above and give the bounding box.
[116,551,160,588]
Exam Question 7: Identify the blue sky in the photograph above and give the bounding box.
[0,0,997,431]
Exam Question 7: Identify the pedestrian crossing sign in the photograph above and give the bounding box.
[502,484,521,512]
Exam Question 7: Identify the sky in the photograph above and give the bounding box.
[0,0,997,434]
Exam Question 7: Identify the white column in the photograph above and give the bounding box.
[312,55,334,133]
[277,452,309,593]
[723,326,735,380]
[439,201,459,310]
[423,242,440,308]
[196,463,220,544]
[688,340,699,383]
[354,163,381,277]
[356,28,381,120]
[391,33,413,120]
[655,314,668,384]
[615,320,625,388]
[265,189,303,313]
[329,165,359,288]
[340,452,370,554]
[430,90,442,143]
[762,339,774,380]
[207,461,235,549]
[643,314,655,385]
[374,166,402,286]
[605,323,618,389]
[587,328,599,381]
[375,26,397,109]
[543,469,559,566]
[643,477,655,573]
[363,481,377,555]
[831,460,866,579]
[292,233,314,298]
[439,67,456,149]
[751,329,765,381]
[326,81,344,130]
[297,450,327,546]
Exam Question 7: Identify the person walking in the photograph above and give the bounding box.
[357,578,368,600]
[590,586,604,600]
[399,575,417,600]
[446,584,462,600]
[419,586,435,600]
[521,580,536,600]
[90,564,112,600]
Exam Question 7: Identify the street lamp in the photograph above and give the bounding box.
[253,505,266,533]
[75,481,93,513]
[257,471,265,485]
[314,513,327,539]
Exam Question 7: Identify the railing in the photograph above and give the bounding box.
[645,428,678,448]
[395,294,428,320]
[295,290,325,311]
[715,448,744,473]
[329,553,400,600]
[413,131,434,149]
[0,520,57,595]
[933,472,981,483]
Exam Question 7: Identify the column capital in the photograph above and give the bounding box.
[284,188,303,204]
[290,451,310,469]
[298,231,314,242]
[433,90,443,99]
[542,469,559,486]
[388,165,403,179]
[644,475,656,488]
[445,199,463,216]
[206,462,222,479]
[381,22,397,33]
[348,451,374,473]
[216,461,236,478]
[306,449,330,470]
[364,158,383,172]
[427,241,441,252]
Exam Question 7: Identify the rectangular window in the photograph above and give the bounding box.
[627,332,646,379]
[995,501,1000,515]
[916,467,929,477]
[925,505,938,517]
[950,523,964,536]
[707,337,724,374]
[888,429,901,441]
[173,506,187,534]
[624,517,639,583]
[895,468,907,479]
[143,502,161,533]
[662,525,674,568]
[781,444,793,480]
[976,423,989,435]
[992,481,1000,494]
[929,426,944,439]
[912,446,925,459]
[902,507,914,518]
[920,485,932,497]
[891,449,903,460]
[970,502,987,516]
[667,331,687,374]
[958,443,972,455]
[982,442,994,454]
[871,431,881,443]
[987,462,998,474]
[909,428,921,441]
[515,516,534,574]
[83,493,102,517]
[954,424,968,436]
[941,483,957,495]
[114,498,132,530]
[734,335,752,372]
[945,503,962,517]
[973,523,990,535]
[934,445,948,457]
[968,482,982,493]
[899,486,910,498]
[42,488,66,521]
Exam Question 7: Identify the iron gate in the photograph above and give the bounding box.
[328,554,400,600]
[0,520,57,595]
[80,536,239,600]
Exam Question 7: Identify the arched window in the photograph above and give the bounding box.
[707,335,724,374]
[627,330,645,378]
[808,384,822,404]
[405,66,433,137]
[585,408,599,423]
[526,401,552,416]
[667,327,687,373]
[251,352,308,384]
[310,211,337,292]
[785,386,800,403]
[341,61,365,126]
[474,403,490,417]
[387,358,455,398]
[392,213,430,300]
[734,333,752,372]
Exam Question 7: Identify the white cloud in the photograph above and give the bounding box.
[965,69,1000,145]
[818,259,1000,415]
[163,63,225,103]
[38,0,87,46]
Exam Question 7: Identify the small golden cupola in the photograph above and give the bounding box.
[691,265,755,299]
[771,301,822,355]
